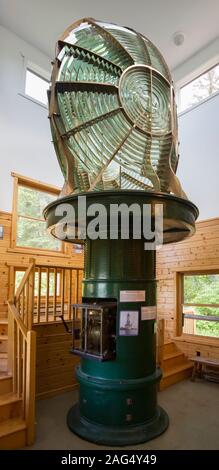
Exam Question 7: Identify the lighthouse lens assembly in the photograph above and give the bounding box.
[44,17,199,446]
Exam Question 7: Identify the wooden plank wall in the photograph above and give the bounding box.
[0,210,84,398]
[156,218,219,359]
[34,323,80,399]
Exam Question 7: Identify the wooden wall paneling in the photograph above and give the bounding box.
[0,210,84,398]
[156,218,219,358]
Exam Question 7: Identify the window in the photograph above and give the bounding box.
[25,68,49,106]
[179,63,219,113]
[182,274,219,338]
[12,173,62,253]
[73,243,84,255]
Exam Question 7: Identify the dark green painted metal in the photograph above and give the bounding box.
[67,404,169,446]
[67,235,168,444]
[44,190,198,445]
[43,190,199,245]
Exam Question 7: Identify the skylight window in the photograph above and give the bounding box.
[25,68,49,106]
[179,63,219,113]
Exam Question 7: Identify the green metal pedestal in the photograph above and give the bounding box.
[44,191,198,446]
[68,237,168,445]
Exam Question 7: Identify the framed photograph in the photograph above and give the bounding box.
[119,310,139,336]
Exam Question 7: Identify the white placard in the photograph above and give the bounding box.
[141,306,157,320]
[120,290,146,302]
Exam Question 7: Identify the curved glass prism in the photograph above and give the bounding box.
[49,18,185,197]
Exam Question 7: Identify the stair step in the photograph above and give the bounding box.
[0,353,8,372]
[0,393,21,406]
[160,362,193,390]
[163,362,193,378]
[0,374,12,395]
[0,393,22,422]
[163,342,178,355]
[0,321,8,336]
[0,417,26,449]
[163,351,185,371]
[0,333,8,354]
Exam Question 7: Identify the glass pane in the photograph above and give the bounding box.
[25,69,49,105]
[184,274,219,304]
[180,64,219,112]
[195,320,219,337]
[17,186,56,219]
[17,217,60,251]
[15,271,25,291]
[183,315,219,338]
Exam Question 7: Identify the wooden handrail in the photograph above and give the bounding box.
[8,301,28,337]
[15,261,35,302]
[7,299,36,446]
[7,261,83,270]
[11,258,83,325]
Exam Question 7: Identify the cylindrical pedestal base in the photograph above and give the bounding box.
[67,366,169,446]
[44,191,198,446]
[67,404,169,446]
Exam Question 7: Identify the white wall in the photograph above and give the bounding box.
[172,37,219,221]
[0,26,63,213]
[177,93,219,221]
[0,25,218,221]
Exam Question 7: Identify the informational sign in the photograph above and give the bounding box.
[120,290,146,302]
[141,306,157,320]
[119,311,139,336]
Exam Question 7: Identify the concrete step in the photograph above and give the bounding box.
[0,417,26,449]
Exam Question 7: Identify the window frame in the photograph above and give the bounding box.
[19,59,50,109]
[11,172,68,257]
[175,57,219,115]
[175,268,219,341]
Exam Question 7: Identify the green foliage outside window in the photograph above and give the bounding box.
[16,186,60,251]
[183,275,219,338]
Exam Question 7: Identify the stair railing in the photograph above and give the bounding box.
[7,300,36,446]
[14,258,35,330]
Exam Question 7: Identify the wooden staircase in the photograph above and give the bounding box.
[0,259,36,450]
[159,342,193,390]
[0,312,27,449]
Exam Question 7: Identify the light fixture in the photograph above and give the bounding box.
[173,31,185,46]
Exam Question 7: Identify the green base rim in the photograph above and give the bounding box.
[67,404,169,446]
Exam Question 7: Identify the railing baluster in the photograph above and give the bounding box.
[13,321,17,394]
[68,269,72,320]
[61,268,65,318]
[22,336,26,415]
[17,328,21,396]
[53,267,57,321]
[45,268,49,322]
[37,267,41,324]
[76,270,79,304]
[25,282,29,329]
